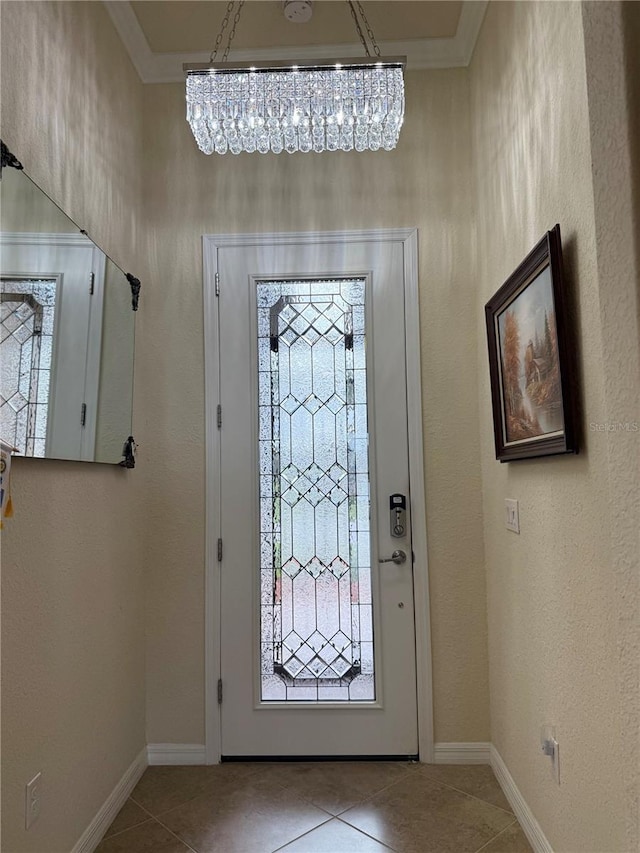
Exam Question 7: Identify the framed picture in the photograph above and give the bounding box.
[484,224,578,462]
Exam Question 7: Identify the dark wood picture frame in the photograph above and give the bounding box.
[484,224,578,462]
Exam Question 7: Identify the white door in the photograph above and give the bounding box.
[210,231,424,758]
[0,233,104,460]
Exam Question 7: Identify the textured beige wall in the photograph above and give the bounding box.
[470,2,639,851]
[581,4,640,847]
[0,168,77,233]
[139,71,490,746]
[1,3,146,851]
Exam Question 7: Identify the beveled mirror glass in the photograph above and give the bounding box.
[0,161,136,464]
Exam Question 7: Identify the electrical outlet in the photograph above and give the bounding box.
[505,498,520,533]
[25,772,41,830]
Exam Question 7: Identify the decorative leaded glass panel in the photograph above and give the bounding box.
[258,278,374,702]
[0,279,57,457]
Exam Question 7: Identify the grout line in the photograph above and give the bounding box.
[472,818,519,853]
[274,763,418,819]
[415,770,516,816]
[270,816,335,852]
[100,800,198,853]
[101,815,154,840]
[331,764,429,818]
[101,797,158,840]
[334,816,399,850]
[153,817,201,852]
[129,789,204,820]
[124,797,158,821]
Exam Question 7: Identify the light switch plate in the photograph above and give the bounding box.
[505,498,520,533]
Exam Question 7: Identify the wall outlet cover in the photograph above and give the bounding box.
[25,772,42,830]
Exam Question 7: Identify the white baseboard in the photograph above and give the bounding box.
[147,743,207,765]
[71,747,147,853]
[433,742,492,764]
[491,745,554,853]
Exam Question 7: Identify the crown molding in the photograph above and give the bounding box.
[104,1,488,84]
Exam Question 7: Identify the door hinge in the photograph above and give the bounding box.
[81,403,87,427]
[89,272,95,295]
[217,404,222,429]
[215,272,220,297]
[217,538,223,562]
[217,678,223,704]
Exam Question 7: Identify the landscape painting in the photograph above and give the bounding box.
[485,225,578,461]
[497,264,563,444]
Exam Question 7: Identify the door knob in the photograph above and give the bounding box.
[378,549,407,565]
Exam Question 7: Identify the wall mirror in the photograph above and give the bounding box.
[0,151,137,464]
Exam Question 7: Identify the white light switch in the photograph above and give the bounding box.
[505,499,520,533]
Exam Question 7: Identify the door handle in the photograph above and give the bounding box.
[378,549,407,565]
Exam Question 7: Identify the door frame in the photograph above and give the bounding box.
[202,229,433,764]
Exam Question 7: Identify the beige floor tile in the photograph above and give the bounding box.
[340,772,515,853]
[159,772,331,853]
[277,817,395,852]
[103,798,152,838]
[477,821,533,853]
[95,818,192,852]
[417,765,513,813]
[255,761,416,815]
[130,763,263,816]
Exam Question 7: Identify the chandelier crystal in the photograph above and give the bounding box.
[185,58,405,155]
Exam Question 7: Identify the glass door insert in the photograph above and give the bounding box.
[257,278,374,703]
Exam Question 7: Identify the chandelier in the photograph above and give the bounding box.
[184,2,406,155]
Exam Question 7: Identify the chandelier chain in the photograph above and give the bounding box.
[347,1,371,57]
[209,1,235,62]
[222,0,246,63]
[355,1,381,57]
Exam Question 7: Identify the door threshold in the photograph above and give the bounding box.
[221,754,419,763]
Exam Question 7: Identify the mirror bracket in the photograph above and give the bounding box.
[119,436,137,469]
[126,273,141,311]
[1,140,23,172]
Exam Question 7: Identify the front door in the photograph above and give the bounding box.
[212,231,421,758]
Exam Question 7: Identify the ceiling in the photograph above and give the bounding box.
[104,1,488,83]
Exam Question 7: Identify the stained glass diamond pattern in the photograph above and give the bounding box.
[300,305,321,325]
[7,392,29,413]
[329,486,348,506]
[304,463,323,484]
[281,487,301,507]
[281,394,300,415]
[282,558,303,578]
[258,279,374,702]
[1,282,56,458]
[304,557,324,578]
[307,630,328,652]
[281,464,300,483]
[302,394,323,414]
[282,632,304,653]
[328,462,347,483]
[329,557,349,578]
[303,486,323,507]
[332,657,353,678]
[325,394,345,414]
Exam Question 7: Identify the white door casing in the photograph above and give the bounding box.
[203,229,433,762]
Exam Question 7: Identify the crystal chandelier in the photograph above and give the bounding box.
[184,2,406,155]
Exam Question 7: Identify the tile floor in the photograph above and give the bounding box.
[96,762,533,853]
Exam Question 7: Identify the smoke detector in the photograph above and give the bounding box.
[283,1,313,23]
